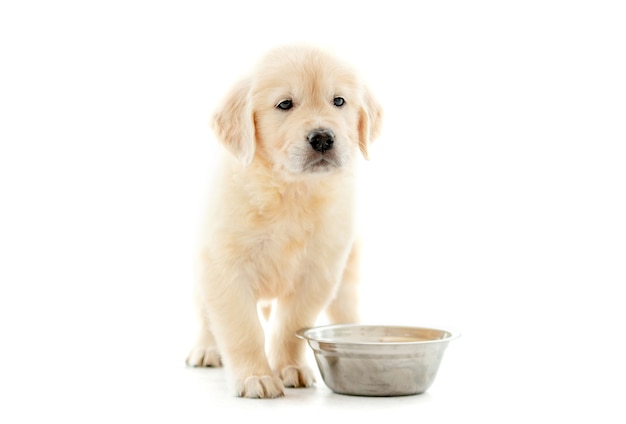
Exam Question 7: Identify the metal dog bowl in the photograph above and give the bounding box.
[297,324,458,397]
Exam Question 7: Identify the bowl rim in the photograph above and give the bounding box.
[296,323,461,346]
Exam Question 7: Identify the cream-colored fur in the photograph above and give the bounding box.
[186,45,382,398]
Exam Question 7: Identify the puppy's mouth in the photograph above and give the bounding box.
[302,152,342,172]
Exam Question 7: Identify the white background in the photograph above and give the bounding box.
[1,1,625,422]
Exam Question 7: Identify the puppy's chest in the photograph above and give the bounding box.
[243,189,350,286]
[248,194,329,252]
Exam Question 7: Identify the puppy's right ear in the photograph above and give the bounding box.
[210,77,256,166]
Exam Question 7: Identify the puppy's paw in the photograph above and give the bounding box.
[185,346,222,367]
[280,365,316,388]
[237,375,285,399]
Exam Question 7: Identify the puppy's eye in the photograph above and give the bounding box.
[333,97,345,107]
[276,99,293,110]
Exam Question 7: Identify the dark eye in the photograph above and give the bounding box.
[333,97,345,107]
[276,99,293,110]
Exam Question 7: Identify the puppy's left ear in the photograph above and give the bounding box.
[210,77,256,166]
[358,86,383,160]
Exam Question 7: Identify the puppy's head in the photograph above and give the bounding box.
[211,45,382,175]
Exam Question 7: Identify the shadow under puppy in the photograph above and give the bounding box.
[186,45,383,398]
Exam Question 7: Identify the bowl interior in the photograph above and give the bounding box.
[298,324,457,345]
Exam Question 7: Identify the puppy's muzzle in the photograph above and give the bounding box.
[308,129,335,153]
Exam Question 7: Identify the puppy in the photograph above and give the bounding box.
[186,45,382,398]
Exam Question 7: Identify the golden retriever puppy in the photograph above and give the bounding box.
[186,45,382,398]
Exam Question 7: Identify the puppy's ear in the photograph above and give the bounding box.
[210,77,256,166]
[358,86,383,160]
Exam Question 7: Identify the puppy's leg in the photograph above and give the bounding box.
[207,282,284,398]
[267,291,322,389]
[326,241,361,324]
[186,308,222,367]
[268,256,354,388]
[186,276,222,367]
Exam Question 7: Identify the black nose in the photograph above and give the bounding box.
[307,129,335,152]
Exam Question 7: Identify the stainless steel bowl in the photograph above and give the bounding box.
[297,324,458,397]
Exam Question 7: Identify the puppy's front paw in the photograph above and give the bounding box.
[237,375,285,399]
[280,365,316,388]
[186,346,222,367]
